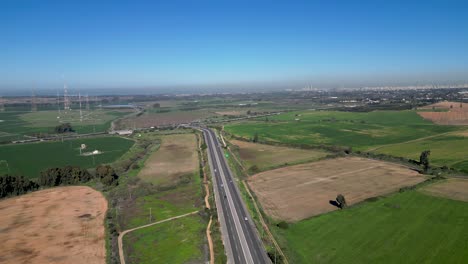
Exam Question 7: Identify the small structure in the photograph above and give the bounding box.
[111,130,133,136]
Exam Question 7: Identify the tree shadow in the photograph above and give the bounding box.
[329,200,340,208]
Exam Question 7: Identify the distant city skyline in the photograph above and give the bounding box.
[1,0,468,92]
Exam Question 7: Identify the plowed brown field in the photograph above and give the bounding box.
[0,186,107,264]
[248,157,425,222]
[421,178,468,202]
[418,101,468,125]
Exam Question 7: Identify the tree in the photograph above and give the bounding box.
[253,132,259,143]
[39,166,91,186]
[420,150,431,172]
[0,175,38,198]
[336,194,347,209]
[96,164,119,186]
[54,123,74,133]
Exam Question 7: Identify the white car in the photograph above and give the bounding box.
[244,217,248,221]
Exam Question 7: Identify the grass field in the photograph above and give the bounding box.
[375,134,468,173]
[123,214,205,264]
[0,136,134,178]
[0,110,129,141]
[230,139,329,172]
[120,183,203,230]
[120,132,205,263]
[225,110,458,151]
[278,191,468,263]
[138,134,198,186]
[248,157,425,221]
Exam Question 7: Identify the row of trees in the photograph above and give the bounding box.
[1,164,119,199]
[39,165,119,187]
[0,175,39,198]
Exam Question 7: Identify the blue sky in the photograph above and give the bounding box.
[1,0,468,91]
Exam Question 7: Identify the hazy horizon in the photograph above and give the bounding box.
[2,0,468,93]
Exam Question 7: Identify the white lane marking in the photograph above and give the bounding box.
[208,130,254,264]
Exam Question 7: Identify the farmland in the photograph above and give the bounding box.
[0,186,107,264]
[248,157,425,222]
[0,136,134,179]
[120,132,205,263]
[0,109,130,142]
[375,133,468,173]
[229,139,329,172]
[421,178,468,202]
[276,191,468,263]
[123,214,205,264]
[418,101,468,125]
[138,134,198,186]
[225,110,458,151]
[116,110,215,129]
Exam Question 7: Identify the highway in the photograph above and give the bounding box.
[202,128,270,264]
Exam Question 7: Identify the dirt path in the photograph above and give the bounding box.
[118,211,199,264]
[197,132,215,264]
[366,131,454,152]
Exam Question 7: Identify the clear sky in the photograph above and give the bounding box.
[1,0,468,92]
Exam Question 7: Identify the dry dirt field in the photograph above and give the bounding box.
[0,186,107,264]
[421,178,468,202]
[118,111,213,128]
[138,133,198,186]
[230,139,328,171]
[215,110,244,116]
[418,101,468,125]
[248,157,426,222]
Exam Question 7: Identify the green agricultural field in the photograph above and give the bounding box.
[0,136,134,179]
[0,109,130,141]
[226,110,459,151]
[375,134,468,173]
[123,214,205,264]
[277,191,468,263]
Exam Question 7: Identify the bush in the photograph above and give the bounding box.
[277,221,289,229]
[54,123,74,133]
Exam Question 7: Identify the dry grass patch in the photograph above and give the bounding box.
[215,110,244,116]
[0,186,107,264]
[138,134,198,186]
[230,139,328,172]
[421,178,468,202]
[248,157,426,222]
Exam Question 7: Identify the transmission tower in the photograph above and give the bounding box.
[63,84,70,111]
[56,90,62,117]
[0,96,5,112]
[79,92,83,122]
[31,89,37,112]
[86,94,90,111]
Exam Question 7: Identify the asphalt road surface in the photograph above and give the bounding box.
[202,128,270,264]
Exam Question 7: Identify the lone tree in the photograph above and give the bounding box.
[420,150,431,172]
[336,194,347,209]
[253,132,259,143]
[54,123,74,133]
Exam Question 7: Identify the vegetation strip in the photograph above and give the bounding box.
[197,132,215,264]
[118,210,199,264]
